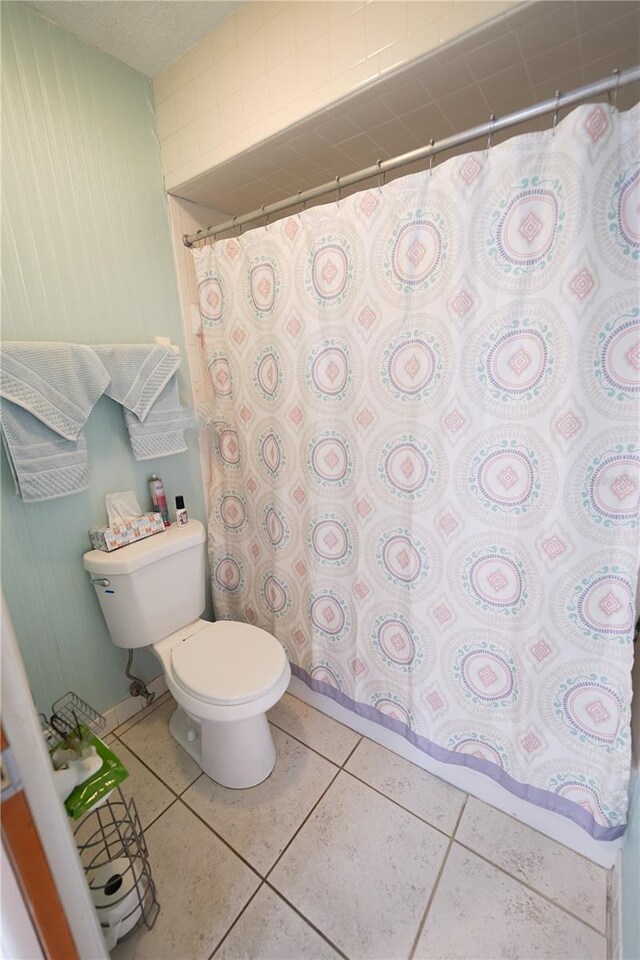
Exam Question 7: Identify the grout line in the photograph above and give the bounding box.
[118,721,607,944]
[262,879,350,960]
[143,796,179,834]
[180,771,205,797]
[340,735,363,769]
[451,793,469,838]
[112,731,200,800]
[452,838,608,939]
[280,696,475,802]
[267,718,354,768]
[205,881,265,960]
[605,868,614,960]
[461,794,609,871]
[264,767,342,882]
[408,836,455,960]
[176,796,263,882]
[339,768,458,842]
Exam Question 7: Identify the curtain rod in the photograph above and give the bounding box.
[182,64,640,247]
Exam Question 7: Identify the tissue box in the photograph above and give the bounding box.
[88,513,165,552]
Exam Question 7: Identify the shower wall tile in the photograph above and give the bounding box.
[195,66,216,116]
[171,54,193,95]
[239,31,267,85]
[161,1,638,218]
[365,1,407,58]
[189,34,214,80]
[328,6,367,76]
[153,0,516,193]
[408,1,454,34]
[156,95,177,140]
[166,194,225,507]
[294,2,329,47]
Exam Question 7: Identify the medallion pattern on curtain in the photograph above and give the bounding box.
[193,103,640,840]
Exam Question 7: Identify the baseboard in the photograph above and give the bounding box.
[102,675,166,736]
[288,675,623,868]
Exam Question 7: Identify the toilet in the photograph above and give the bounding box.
[83,520,290,788]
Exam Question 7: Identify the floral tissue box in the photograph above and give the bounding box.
[88,513,165,552]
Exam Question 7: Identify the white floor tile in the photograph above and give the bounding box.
[415,843,607,960]
[456,796,609,932]
[182,726,338,874]
[213,885,342,960]
[270,770,449,960]
[345,737,466,835]
[109,738,175,830]
[268,693,361,765]
[112,802,260,960]
[119,698,201,794]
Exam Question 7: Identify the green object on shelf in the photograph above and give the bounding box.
[52,726,129,819]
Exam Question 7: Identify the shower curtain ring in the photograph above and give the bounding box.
[262,205,269,230]
[486,115,496,155]
[429,139,435,176]
[607,67,620,112]
[335,175,341,207]
[297,191,304,218]
[552,90,561,135]
[376,159,384,194]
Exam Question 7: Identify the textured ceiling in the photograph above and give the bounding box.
[25,0,244,76]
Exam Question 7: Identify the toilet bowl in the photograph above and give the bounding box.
[83,520,290,789]
[153,619,291,787]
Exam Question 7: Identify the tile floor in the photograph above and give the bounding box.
[106,691,610,960]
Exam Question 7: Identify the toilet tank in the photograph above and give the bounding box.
[83,520,206,649]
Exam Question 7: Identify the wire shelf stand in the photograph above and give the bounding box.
[74,787,160,950]
[41,690,160,949]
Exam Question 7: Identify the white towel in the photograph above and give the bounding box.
[93,344,193,460]
[0,342,110,501]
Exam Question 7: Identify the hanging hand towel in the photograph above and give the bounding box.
[0,342,111,502]
[92,344,193,460]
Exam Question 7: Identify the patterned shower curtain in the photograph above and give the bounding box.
[193,102,639,840]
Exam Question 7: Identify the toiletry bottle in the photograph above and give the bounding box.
[175,495,189,527]
[149,474,171,527]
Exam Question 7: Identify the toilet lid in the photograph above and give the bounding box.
[170,621,287,705]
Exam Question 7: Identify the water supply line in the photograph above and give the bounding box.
[125,650,155,705]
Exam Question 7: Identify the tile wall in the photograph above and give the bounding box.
[153,0,516,191]
[167,196,224,501]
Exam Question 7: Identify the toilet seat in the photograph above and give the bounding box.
[170,621,287,706]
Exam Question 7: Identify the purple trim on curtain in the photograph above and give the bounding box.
[290,662,626,843]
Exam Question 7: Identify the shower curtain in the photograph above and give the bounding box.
[193,102,639,840]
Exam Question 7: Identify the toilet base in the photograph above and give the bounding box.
[169,705,277,789]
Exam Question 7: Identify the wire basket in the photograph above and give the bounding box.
[40,690,106,749]
[74,787,160,950]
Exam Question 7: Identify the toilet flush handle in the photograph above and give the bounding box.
[89,576,110,587]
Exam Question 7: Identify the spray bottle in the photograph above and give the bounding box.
[148,474,171,527]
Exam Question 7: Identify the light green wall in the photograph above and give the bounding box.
[1,1,210,715]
